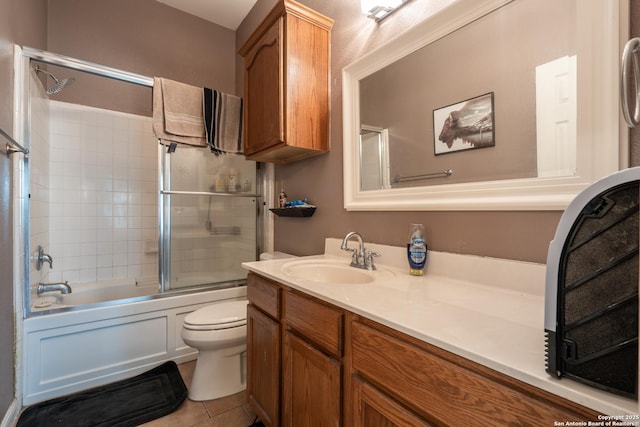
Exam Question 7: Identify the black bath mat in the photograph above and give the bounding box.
[17,360,187,427]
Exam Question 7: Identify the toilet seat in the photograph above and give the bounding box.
[183,300,248,331]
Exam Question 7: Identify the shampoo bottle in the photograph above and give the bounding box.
[228,168,238,192]
[407,224,427,276]
[278,189,288,208]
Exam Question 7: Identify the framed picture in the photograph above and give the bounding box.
[433,92,494,155]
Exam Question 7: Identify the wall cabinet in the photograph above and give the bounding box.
[238,0,333,164]
[246,272,601,426]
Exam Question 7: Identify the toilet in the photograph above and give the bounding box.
[181,299,249,401]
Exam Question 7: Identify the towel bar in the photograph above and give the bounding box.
[0,127,29,157]
[394,169,452,183]
[160,190,261,198]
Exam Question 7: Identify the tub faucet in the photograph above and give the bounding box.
[341,231,379,270]
[37,281,72,295]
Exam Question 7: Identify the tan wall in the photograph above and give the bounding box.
[46,0,237,116]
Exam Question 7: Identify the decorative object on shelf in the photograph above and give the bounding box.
[279,189,288,208]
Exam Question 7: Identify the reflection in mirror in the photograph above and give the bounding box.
[343,0,622,211]
[359,0,576,190]
[360,125,390,191]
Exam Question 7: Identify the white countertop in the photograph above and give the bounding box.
[242,239,637,416]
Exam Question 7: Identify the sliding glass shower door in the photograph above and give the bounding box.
[160,144,258,291]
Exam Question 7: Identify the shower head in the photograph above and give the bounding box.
[35,66,75,95]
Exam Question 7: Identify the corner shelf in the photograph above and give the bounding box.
[269,207,316,217]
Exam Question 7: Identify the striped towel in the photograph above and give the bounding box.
[203,87,244,155]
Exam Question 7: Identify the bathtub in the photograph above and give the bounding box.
[23,279,247,405]
[30,279,160,311]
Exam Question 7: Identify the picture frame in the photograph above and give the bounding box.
[433,92,495,155]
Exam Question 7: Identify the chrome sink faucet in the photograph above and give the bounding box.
[340,231,379,270]
[37,281,72,295]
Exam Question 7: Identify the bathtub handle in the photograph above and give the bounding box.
[34,245,53,270]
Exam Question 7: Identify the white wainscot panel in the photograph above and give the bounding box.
[24,312,170,404]
[39,317,167,383]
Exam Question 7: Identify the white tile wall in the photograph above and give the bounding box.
[46,101,158,285]
[29,98,257,294]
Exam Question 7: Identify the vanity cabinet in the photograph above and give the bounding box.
[352,377,432,427]
[246,272,601,427]
[247,273,345,427]
[246,274,281,427]
[350,316,600,426]
[238,0,333,164]
[283,290,344,426]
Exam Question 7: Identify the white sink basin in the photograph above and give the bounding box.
[282,259,394,284]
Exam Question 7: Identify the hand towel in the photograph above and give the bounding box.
[203,87,244,155]
[152,77,207,147]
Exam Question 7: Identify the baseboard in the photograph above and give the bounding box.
[1,398,20,427]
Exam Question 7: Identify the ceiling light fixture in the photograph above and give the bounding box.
[361,0,409,22]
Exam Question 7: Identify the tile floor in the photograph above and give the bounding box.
[139,361,258,427]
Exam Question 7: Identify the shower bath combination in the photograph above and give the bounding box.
[34,65,75,95]
[23,45,261,309]
[18,45,261,404]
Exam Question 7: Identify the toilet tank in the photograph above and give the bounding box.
[259,251,295,261]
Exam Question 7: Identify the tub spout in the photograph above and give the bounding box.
[37,281,72,295]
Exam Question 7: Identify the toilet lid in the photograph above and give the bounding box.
[184,300,248,330]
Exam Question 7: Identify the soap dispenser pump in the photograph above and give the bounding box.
[407,224,427,276]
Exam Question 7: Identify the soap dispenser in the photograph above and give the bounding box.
[407,224,427,276]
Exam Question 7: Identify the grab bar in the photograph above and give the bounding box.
[394,169,452,183]
[621,37,640,128]
[0,127,29,157]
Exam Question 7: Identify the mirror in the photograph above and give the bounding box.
[343,0,625,211]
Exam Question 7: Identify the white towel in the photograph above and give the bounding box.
[203,87,243,155]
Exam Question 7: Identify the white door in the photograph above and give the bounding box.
[535,55,577,178]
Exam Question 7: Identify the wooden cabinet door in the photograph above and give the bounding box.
[243,19,283,156]
[352,377,433,427]
[247,304,280,427]
[282,12,330,153]
[283,331,341,427]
